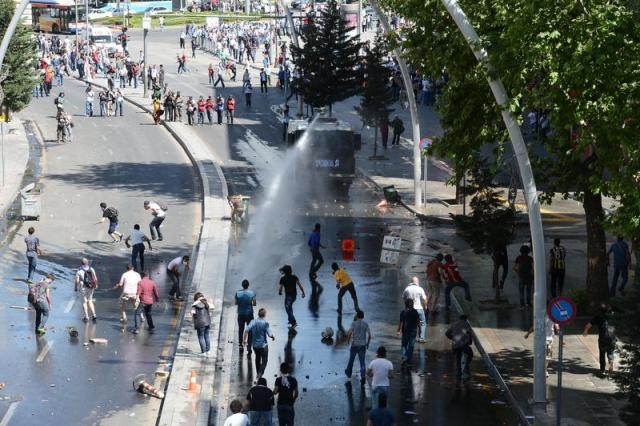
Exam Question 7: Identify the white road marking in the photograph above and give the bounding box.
[0,401,20,426]
[36,341,54,363]
[64,297,76,313]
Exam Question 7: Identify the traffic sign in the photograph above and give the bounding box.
[142,16,151,30]
[547,296,577,325]
[380,235,402,265]
[419,137,432,151]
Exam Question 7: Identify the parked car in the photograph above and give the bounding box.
[87,8,112,20]
[144,6,169,15]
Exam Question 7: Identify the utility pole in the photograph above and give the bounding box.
[142,16,150,98]
[74,0,79,47]
[357,0,362,39]
[84,0,89,42]
[441,0,547,404]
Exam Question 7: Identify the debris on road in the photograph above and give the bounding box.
[89,338,108,344]
[133,374,164,399]
[10,305,32,310]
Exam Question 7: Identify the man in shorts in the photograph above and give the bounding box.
[95,202,122,242]
[74,258,98,322]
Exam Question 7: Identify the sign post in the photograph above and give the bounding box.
[420,138,432,207]
[142,16,151,98]
[547,296,577,426]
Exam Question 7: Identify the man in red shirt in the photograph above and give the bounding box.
[443,254,472,309]
[134,272,160,334]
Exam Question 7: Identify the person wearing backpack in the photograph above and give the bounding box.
[583,303,617,376]
[143,200,167,241]
[28,273,55,335]
[191,292,212,356]
[95,202,123,242]
[74,258,98,322]
[445,314,473,382]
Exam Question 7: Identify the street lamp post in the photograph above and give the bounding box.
[74,0,79,47]
[369,1,422,206]
[440,0,547,404]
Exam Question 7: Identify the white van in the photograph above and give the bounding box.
[82,26,117,56]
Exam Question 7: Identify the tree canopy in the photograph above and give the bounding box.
[290,0,363,112]
[0,0,37,115]
[381,0,640,309]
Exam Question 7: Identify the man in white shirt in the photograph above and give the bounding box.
[143,200,166,241]
[223,399,250,426]
[167,255,190,301]
[114,264,141,325]
[402,276,428,342]
[367,346,394,410]
[124,224,152,272]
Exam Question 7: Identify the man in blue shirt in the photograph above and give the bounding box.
[608,236,631,296]
[244,308,275,379]
[308,223,324,277]
[235,279,256,356]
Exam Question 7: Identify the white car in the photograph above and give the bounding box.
[87,8,112,20]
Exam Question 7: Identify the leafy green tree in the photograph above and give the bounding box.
[0,0,37,118]
[357,34,394,157]
[290,0,363,114]
[381,0,640,312]
[451,159,515,300]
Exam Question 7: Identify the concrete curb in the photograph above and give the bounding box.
[75,77,231,425]
[450,295,532,425]
[0,119,31,241]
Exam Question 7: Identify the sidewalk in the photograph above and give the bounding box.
[0,118,32,243]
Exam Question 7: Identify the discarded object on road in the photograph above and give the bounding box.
[10,305,33,310]
[67,326,78,338]
[89,338,108,344]
[321,327,334,344]
[133,374,165,399]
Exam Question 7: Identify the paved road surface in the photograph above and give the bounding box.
[0,78,200,425]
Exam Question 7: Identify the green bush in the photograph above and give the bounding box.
[568,287,588,315]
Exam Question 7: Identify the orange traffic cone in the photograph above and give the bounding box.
[188,369,198,392]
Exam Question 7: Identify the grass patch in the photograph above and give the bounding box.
[94,12,273,28]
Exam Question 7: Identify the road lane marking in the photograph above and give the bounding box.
[0,401,20,426]
[64,297,76,313]
[36,341,54,363]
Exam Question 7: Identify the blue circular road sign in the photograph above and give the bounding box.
[547,296,577,325]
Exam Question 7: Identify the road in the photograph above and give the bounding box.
[120,27,517,425]
[0,78,200,425]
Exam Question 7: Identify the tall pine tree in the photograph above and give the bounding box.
[291,0,363,114]
[358,34,394,157]
[0,0,37,117]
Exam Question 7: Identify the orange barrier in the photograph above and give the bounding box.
[342,239,355,261]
